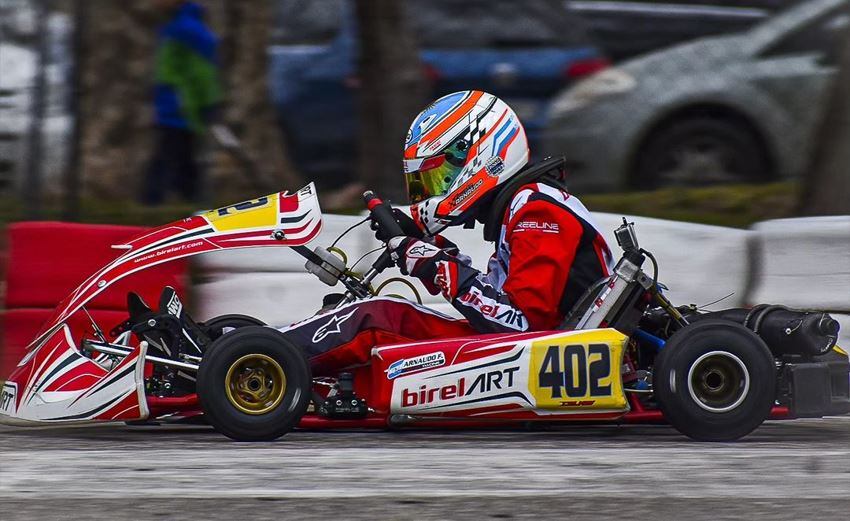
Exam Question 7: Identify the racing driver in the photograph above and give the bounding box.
[280,90,614,374]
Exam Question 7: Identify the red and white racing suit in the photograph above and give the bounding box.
[279,182,613,374]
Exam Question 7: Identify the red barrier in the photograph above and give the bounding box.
[5,222,188,310]
[1,222,188,379]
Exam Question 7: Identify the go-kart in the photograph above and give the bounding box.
[1,183,848,441]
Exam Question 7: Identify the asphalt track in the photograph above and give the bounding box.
[1,418,850,520]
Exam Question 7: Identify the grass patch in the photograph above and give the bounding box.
[1,198,211,228]
[583,182,799,228]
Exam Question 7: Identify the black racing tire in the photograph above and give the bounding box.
[653,319,776,441]
[201,314,267,341]
[197,326,311,441]
[633,117,769,189]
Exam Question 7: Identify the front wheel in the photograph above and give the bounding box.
[653,319,776,441]
[197,326,311,441]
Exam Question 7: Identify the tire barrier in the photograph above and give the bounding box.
[594,214,753,310]
[747,216,850,312]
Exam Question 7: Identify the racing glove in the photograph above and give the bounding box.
[387,236,530,333]
[387,237,468,297]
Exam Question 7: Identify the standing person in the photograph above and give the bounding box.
[144,0,221,205]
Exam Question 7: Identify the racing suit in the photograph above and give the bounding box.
[279,182,613,375]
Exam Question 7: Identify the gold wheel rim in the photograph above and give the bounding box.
[224,354,287,415]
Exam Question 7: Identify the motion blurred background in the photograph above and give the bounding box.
[0,0,849,366]
[1,0,848,223]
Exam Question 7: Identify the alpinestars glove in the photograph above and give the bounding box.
[387,237,460,299]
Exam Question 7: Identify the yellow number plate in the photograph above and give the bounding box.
[203,196,275,232]
[528,330,628,410]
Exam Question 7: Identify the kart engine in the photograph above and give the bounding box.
[643,305,841,359]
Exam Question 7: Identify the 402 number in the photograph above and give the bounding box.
[538,344,612,399]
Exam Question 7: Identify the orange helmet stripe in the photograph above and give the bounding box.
[420,90,485,146]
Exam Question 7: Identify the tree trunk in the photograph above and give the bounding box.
[355,0,427,203]
[797,29,850,215]
[22,0,49,219]
[62,0,85,220]
[78,0,160,199]
[214,0,301,195]
[78,0,299,201]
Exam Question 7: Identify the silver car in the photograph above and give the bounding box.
[544,0,848,191]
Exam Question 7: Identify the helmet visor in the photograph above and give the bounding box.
[405,156,460,204]
[404,139,470,204]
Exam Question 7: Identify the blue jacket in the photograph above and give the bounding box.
[154,2,221,132]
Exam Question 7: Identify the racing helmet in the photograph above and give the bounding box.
[403,90,529,235]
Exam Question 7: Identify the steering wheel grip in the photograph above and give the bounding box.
[364,191,405,239]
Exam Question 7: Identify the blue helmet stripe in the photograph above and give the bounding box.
[408,91,469,146]
[494,119,518,156]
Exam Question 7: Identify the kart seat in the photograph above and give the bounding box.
[559,277,610,330]
[128,292,154,324]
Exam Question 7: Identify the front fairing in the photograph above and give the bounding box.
[0,325,149,424]
[28,183,323,351]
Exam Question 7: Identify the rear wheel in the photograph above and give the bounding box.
[201,314,266,341]
[197,326,311,441]
[653,320,776,441]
